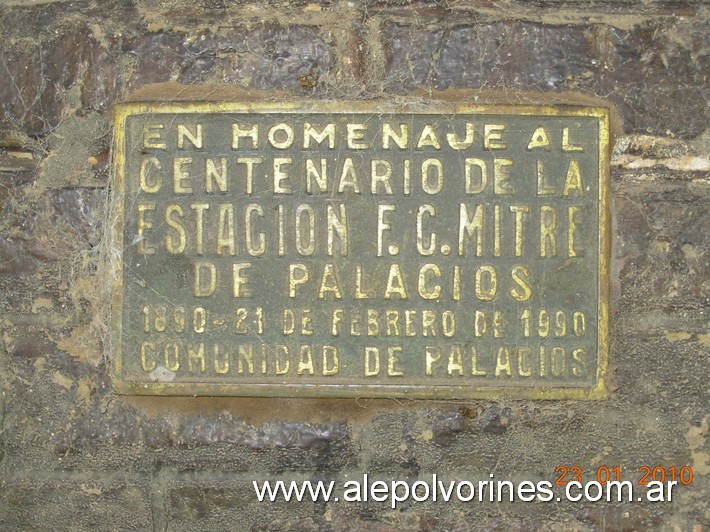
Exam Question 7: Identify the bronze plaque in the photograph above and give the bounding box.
[111,101,610,398]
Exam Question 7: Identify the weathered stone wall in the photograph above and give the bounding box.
[0,1,707,529]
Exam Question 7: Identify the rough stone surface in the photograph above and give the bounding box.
[0,0,708,530]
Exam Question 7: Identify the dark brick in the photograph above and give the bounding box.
[0,236,55,277]
[381,19,708,138]
[0,28,111,136]
[424,407,472,445]
[119,26,333,94]
[47,188,105,247]
[602,20,709,139]
[477,405,513,434]
[382,22,598,92]
[613,179,710,312]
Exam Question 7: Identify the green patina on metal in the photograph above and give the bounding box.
[111,101,610,398]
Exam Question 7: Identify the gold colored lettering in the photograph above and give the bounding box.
[422,310,437,336]
[141,342,156,371]
[177,124,203,149]
[273,157,293,193]
[302,310,313,336]
[493,311,504,338]
[448,346,464,375]
[283,309,295,335]
[238,344,254,374]
[323,346,339,375]
[572,348,586,377]
[277,204,285,256]
[306,159,327,193]
[425,346,441,376]
[453,265,461,301]
[205,158,227,193]
[164,342,180,372]
[187,343,205,372]
[493,159,514,195]
[384,264,408,299]
[347,124,368,149]
[562,160,584,196]
[458,203,484,256]
[190,203,209,255]
[367,309,379,336]
[494,205,501,257]
[416,125,441,149]
[405,310,417,336]
[143,124,166,149]
[464,158,487,194]
[551,346,566,376]
[416,204,437,256]
[236,157,262,195]
[403,160,411,195]
[214,345,229,374]
[245,204,265,256]
[382,123,408,149]
[418,263,441,300]
[509,205,529,257]
[295,204,315,256]
[193,261,217,297]
[232,123,258,149]
[471,346,486,376]
[484,124,506,149]
[217,203,236,256]
[173,157,193,194]
[303,123,335,149]
[289,264,310,297]
[327,203,348,256]
[355,265,372,299]
[297,345,315,375]
[331,309,343,336]
[562,127,584,151]
[527,126,550,150]
[475,265,497,301]
[364,347,379,376]
[509,265,532,302]
[377,204,396,257]
[442,311,455,337]
[137,203,156,255]
[351,311,362,336]
[371,160,394,194]
[275,345,289,375]
[338,158,361,193]
[540,205,558,257]
[232,263,252,298]
[139,157,162,193]
[165,204,186,254]
[447,123,474,150]
[385,310,399,336]
[517,347,532,377]
[318,263,342,299]
[474,310,487,337]
[495,346,512,376]
[388,346,404,376]
[421,159,443,194]
[268,123,295,149]
[536,160,554,195]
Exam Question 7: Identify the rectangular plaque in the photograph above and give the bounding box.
[111,101,610,398]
